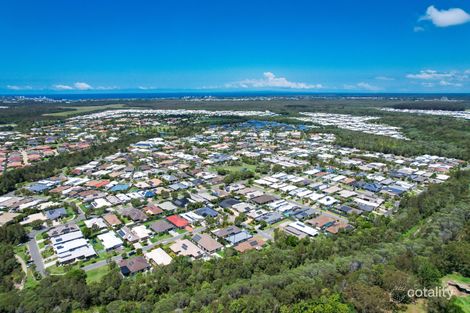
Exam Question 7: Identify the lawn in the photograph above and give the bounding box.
[453,296,470,312]
[24,269,39,289]
[441,273,470,312]
[149,233,172,243]
[86,267,111,284]
[41,247,54,259]
[442,273,470,285]
[47,265,66,275]
[405,299,427,313]
[90,238,105,252]
[46,252,111,275]
[14,244,29,262]
[216,249,226,258]
[79,251,112,267]
[43,104,128,117]
[209,163,257,173]
[401,220,424,240]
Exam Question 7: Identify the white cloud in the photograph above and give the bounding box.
[344,82,382,91]
[226,72,323,89]
[6,85,33,91]
[94,86,118,90]
[406,70,455,80]
[421,82,435,88]
[375,76,394,81]
[406,70,469,87]
[52,82,115,91]
[420,5,470,27]
[137,86,156,90]
[438,80,462,87]
[53,84,74,90]
[73,82,92,90]
[413,26,425,32]
[421,80,462,88]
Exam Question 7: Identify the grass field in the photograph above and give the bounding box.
[453,296,470,312]
[209,163,257,173]
[24,269,39,289]
[442,273,470,312]
[443,273,470,285]
[405,299,427,313]
[43,104,128,117]
[86,267,111,284]
[149,232,172,243]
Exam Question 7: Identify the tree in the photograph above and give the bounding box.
[82,227,92,239]
[161,190,169,199]
[281,294,353,313]
[130,198,142,208]
[0,244,20,292]
[415,258,441,288]
[344,283,393,313]
[234,213,246,227]
[0,223,27,245]
[437,241,470,277]
[30,220,44,231]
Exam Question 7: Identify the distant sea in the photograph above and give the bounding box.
[2,91,470,101]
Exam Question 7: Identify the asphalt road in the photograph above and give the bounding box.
[27,232,45,276]
[82,255,123,272]
[27,210,86,277]
[83,226,206,272]
[253,184,350,223]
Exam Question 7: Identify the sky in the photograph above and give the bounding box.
[0,0,470,94]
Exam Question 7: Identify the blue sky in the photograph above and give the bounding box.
[1,0,470,93]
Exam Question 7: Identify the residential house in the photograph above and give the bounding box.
[192,233,223,253]
[119,256,151,276]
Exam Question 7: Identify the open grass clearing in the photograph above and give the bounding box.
[43,104,128,117]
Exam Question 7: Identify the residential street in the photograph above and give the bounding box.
[27,210,86,277]
[27,230,46,277]
[84,226,207,272]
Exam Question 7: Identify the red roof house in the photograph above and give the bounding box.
[166,215,189,228]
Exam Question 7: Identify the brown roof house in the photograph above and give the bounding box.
[235,236,266,253]
[103,213,122,227]
[192,233,223,253]
[150,219,174,234]
[119,256,151,276]
[306,215,336,229]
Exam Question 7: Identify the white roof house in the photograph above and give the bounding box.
[317,196,338,206]
[50,230,83,245]
[97,231,123,250]
[132,225,152,240]
[288,221,319,237]
[92,198,111,209]
[145,247,173,266]
[84,217,107,229]
[57,245,96,264]
[170,239,204,259]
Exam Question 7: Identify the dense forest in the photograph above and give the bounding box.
[389,102,466,111]
[0,104,68,125]
[0,170,468,313]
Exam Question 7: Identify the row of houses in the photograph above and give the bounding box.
[4,115,461,274]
